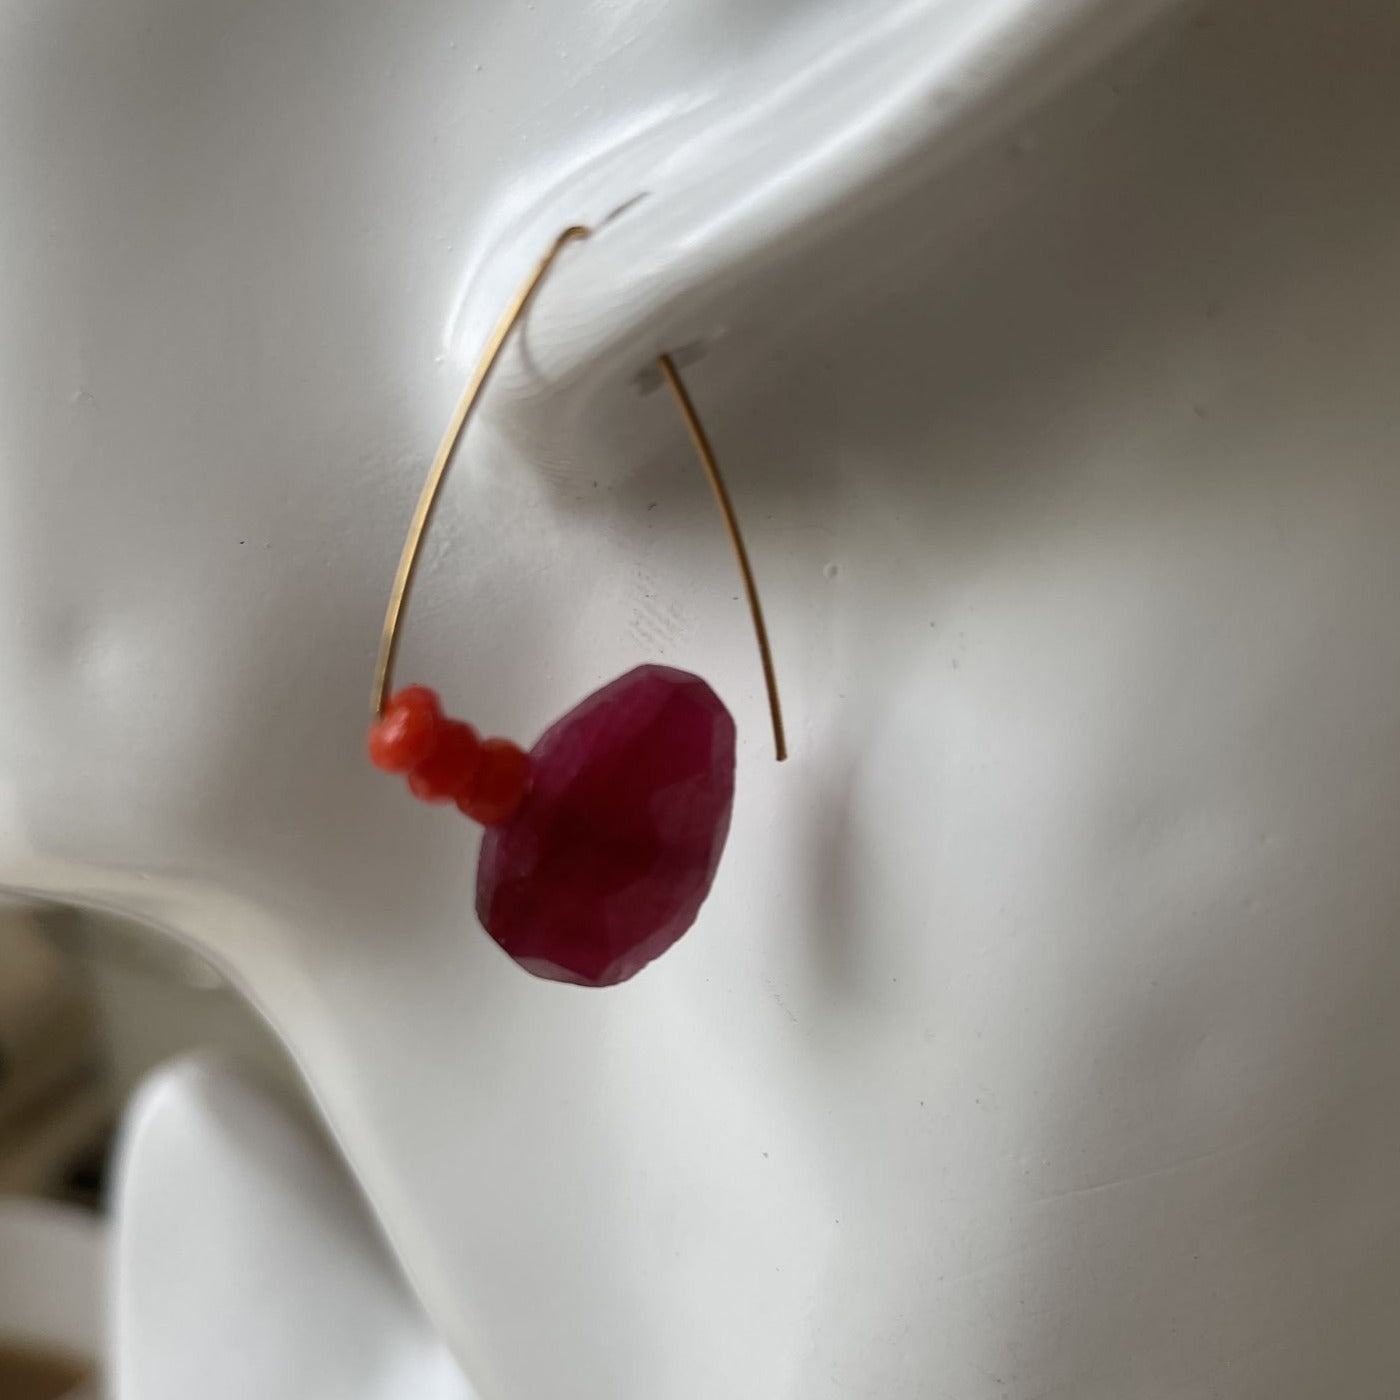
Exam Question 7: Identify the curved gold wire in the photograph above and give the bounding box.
[373,228,787,763]
[657,354,787,762]
[372,224,590,715]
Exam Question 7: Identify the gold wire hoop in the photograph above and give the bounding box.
[657,353,786,762]
[372,226,787,763]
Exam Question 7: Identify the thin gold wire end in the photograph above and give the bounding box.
[657,353,788,764]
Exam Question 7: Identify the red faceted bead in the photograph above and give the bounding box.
[476,665,736,987]
[368,687,443,773]
[407,719,482,804]
[457,738,531,827]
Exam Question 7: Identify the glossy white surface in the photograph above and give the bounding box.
[3,0,1400,1395]
[111,1056,473,1400]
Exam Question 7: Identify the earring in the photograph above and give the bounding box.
[367,226,786,988]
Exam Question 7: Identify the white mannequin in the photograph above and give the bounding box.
[4,0,1400,1395]
[114,1056,473,1399]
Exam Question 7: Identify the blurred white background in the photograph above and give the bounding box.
[0,905,298,1398]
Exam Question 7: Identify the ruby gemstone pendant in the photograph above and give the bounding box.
[476,665,736,987]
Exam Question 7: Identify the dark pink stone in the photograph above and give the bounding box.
[476,665,736,987]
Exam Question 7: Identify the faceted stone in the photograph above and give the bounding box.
[476,665,736,987]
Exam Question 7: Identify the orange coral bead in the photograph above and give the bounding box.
[407,719,483,804]
[367,687,442,773]
[457,738,532,826]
